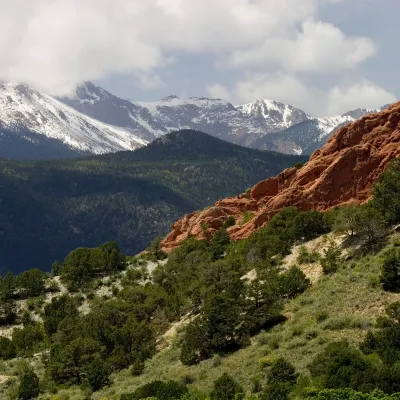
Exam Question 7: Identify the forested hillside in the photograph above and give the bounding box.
[0,129,305,274]
[0,159,399,400]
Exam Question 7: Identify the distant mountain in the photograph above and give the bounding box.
[0,82,147,159]
[0,129,305,274]
[252,108,380,155]
[0,81,392,159]
[236,99,310,133]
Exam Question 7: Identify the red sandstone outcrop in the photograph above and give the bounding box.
[161,103,400,252]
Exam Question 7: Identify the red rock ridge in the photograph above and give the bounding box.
[161,103,400,252]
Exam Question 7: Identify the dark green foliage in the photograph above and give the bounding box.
[43,294,79,336]
[210,229,231,260]
[261,382,293,400]
[16,269,46,298]
[310,341,377,392]
[18,367,40,400]
[210,373,243,400]
[381,248,400,291]
[223,216,236,229]
[261,358,297,400]
[51,260,61,277]
[268,358,297,385]
[321,242,343,275]
[294,211,328,241]
[60,241,126,290]
[147,237,168,261]
[12,323,46,357]
[0,130,305,274]
[120,380,188,400]
[0,336,16,360]
[85,354,110,391]
[372,159,400,224]
[279,266,311,299]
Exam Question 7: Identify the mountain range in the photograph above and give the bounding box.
[0,81,388,160]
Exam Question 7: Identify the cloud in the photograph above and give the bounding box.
[207,73,396,115]
[0,0,377,95]
[226,19,376,73]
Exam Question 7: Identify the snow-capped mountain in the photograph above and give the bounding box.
[0,80,392,160]
[0,82,147,159]
[253,108,380,155]
[237,99,310,133]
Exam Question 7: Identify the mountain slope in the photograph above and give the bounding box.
[0,82,147,158]
[237,99,310,133]
[162,104,400,251]
[0,130,305,274]
[252,108,380,155]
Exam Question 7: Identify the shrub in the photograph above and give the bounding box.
[372,158,400,224]
[16,268,46,298]
[321,241,342,274]
[223,216,236,229]
[297,246,320,264]
[0,337,16,360]
[18,366,40,400]
[380,248,400,291]
[210,373,243,400]
[279,266,310,299]
[267,358,297,385]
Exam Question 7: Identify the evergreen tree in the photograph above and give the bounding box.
[18,367,40,400]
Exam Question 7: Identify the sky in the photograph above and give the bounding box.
[0,0,398,116]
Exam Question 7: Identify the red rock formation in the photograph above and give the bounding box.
[161,103,400,252]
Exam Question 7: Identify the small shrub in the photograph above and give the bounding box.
[380,247,400,291]
[297,246,320,264]
[210,373,243,400]
[223,216,236,229]
[315,310,329,323]
[18,367,40,400]
[321,241,342,274]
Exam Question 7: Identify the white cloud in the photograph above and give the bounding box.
[207,73,396,115]
[226,19,376,73]
[0,0,377,95]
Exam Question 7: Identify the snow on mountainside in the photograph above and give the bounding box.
[0,82,147,156]
[59,82,166,142]
[253,108,380,155]
[138,95,268,147]
[237,99,311,133]
[0,80,391,159]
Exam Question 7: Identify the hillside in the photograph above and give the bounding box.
[0,129,305,274]
[1,158,400,400]
[162,103,400,251]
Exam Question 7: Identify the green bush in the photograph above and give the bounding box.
[210,373,243,400]
[321,241,342,274]
[0,337,16,360]
[380,248,400,291]
[297,246,320,264]
[18,366,40,400]
[372,159,400,224]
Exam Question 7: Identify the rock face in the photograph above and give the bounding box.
[161,103,400,252]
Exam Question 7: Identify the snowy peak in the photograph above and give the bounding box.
[237,99,311,132]
[0,82,147,155]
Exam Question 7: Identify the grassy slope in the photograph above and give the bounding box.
[90,234,400,400]
[2,235,399,400]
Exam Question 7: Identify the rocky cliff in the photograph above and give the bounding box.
[161,102,400,252]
